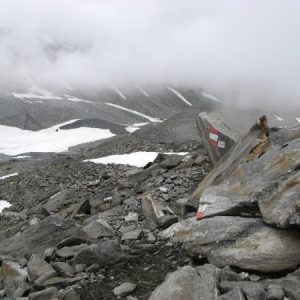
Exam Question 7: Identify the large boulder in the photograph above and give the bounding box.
[196,135,300,224]
[161,217,300,273]
[27,254,54,282]
[149,265,220,300]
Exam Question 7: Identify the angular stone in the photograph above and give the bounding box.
[64,289,81,300]
[34,270,57,286]
[74,240,123,267]
[121,230,142,241]
[124,213,139,222]
[28,255,54,282]
[266,285,284,300]
[28,287,58,300]
[81,219,115,239]
[149,265,220,300]
[113,282,136,297]
[52,262,75,277]
[56,244,87,259]
[217,288,245,300]
[142,195,178,229]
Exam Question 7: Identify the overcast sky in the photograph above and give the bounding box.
[0,0,299,109]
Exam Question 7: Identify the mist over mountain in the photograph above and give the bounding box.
[0,0,299,110]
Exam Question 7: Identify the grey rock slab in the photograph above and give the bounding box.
[63,289,81,300]
[121,230,142,241]
[28,255,54,282]
[149,265,219,300]
[34,270,57,286]
[52,262,75,277]
[28,287,58,300]
[217,288,245,300]
[113,282,136,297]
[266,285,284,300]
[56,244,87,259]
[0,217,79,257]
[161,216,300,273]
[81,218,115,239]
[74,240,123,267]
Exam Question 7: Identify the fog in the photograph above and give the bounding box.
[0,0,300,109]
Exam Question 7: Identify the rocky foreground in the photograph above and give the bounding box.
[0,119,299,300]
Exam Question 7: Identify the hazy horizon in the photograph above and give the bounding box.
[0,0,300,109]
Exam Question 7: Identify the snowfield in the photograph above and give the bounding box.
[0,200,12,213]
[85,151,187,168]
[0,120,115,156]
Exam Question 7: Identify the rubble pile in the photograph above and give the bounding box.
[0,115,299,300]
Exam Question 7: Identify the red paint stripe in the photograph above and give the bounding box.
[209,140,218,147]
[196,211,205,219]
[209,127,218,134]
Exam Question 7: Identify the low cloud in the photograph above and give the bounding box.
[0,0,299,109]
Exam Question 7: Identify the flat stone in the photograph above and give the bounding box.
[56,244,87,259]
[81,219,115,239]
[266,284,285,300]
[113,282,136,297]
[52,262,75,277]
[121,230,142,241]
[28,287,58,300]
[74,240,123,267]
[216,288,245,300]
[161,216,300,273]
[124,213,139,222]
[28,255,54,282]
[149,265,220,300]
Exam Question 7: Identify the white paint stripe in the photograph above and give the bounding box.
[105,103,162,123]
[114,88,127,100]
[166,86,192,106]
[209,133,219,142]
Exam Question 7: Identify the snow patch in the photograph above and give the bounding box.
[139,87,150,98]
[166,86,192,106]
[13,156,31,159]
[64,95,95,104]
[0,121,115,156]
[273,115,283,121]
[0,200,12,213]
[0,173,18,180]
[126,122,149,133]
[13,86,62,100]
[106,103,162,123]
[201,91,221,102]
[85,151,187,168]
[114,88,127,100]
